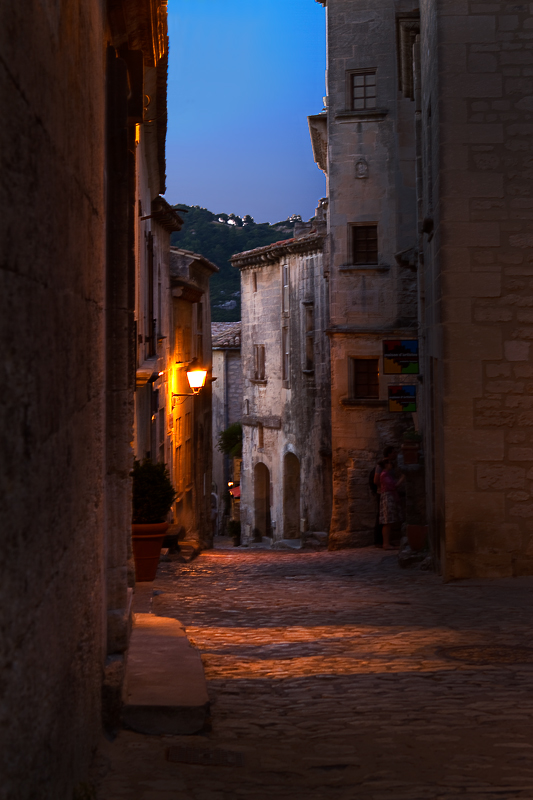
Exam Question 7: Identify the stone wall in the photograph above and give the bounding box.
[421,0,533,578]
[323,0,419,549]
[0,1,108,795]
[233,234,331,544]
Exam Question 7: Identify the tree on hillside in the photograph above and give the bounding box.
[171,205,300,322]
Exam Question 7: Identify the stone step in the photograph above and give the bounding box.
[122,613,209,736]
[302,531,328,549]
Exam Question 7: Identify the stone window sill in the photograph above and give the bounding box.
[335,108,389,121]
[339,264,390,272]
[341,398,387,407]
[302,369,314,375]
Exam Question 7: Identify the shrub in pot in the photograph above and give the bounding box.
[132,459,177,581]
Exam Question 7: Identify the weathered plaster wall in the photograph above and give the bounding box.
[236,237,331,544]
[0,1,107,796]
[421,0,533,578]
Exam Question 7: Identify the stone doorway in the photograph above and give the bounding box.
[283,452,300,539]
[254,462,271,540]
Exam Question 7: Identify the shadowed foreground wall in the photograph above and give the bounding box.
[421,0,533,579]
[0,2,108,796]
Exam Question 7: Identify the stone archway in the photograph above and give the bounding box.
[254,462,271,541]
[283,452,300,539]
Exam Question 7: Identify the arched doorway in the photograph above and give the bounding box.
[254,462,271,541]
[283,452,300,539]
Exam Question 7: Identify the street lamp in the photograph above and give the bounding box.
[172,368,208,398]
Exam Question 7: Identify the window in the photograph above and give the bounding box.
[304,305,314,370]
[158,406,165,464]
[254,344,266,380]
[147,232,156,356]
[351,71,376,110]
[175,445,181,492]
[282,326,290,383]
[252,272,258,293]
[282,264,289,313]
[352,225,378,265]
[257,423,264,449]
[350,358,379,399]
[184,412,192,487]
[196,303,203,360]
[185,440,192,487]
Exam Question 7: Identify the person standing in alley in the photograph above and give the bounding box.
[371,446,397,546]
[379,458,404,550]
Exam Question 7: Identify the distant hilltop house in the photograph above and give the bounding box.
[231,207,332,547]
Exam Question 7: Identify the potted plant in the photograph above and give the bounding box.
[131,459,177,581]
[401,428,422,465]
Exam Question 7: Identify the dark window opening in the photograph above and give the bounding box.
[304,306,314,370]
[282,327,290,383]
[352,71,376,110]
[254,344,266,380]
[196,302,203,361]
[350,358,379,399]
[282,264,289,313]
[147,232,156,356]
[352,225,378,265]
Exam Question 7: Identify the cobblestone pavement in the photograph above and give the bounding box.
[96,542,533,800]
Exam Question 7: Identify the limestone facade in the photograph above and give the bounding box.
[0,1,172,794]
[418,0,533,579]
[168,248,217,549]
[311,0,420,550]
[316,0,533,578]
[134,198,183,467]
[232,226,331,545]
[211,322,242,535]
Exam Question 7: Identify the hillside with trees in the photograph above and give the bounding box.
[170,204,303,321]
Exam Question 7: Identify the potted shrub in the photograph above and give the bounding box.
[401,428,422,465]
[131,459,177,581]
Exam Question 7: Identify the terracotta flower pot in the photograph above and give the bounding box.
[406,524,428,551]
[401,441,420,465]
[131,522,169,582]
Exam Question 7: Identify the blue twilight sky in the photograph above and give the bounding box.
[165,0,326,224]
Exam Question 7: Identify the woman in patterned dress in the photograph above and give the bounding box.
[379,459,404,550]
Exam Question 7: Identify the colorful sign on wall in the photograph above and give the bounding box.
[388,385,417,413]
[383,340,419,374]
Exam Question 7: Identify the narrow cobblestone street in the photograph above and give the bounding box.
[96,544,533,799]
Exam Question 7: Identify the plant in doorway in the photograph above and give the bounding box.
[131,459,177,581]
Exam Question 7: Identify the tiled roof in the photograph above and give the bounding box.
[211,322,241,348]
[230,230,324,268]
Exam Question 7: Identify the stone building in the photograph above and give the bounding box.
[310,0,420,550]
[231,221,331,545]
[211,322,243,535]
[315,0,533,578]
[169,248,218,550]
[0,0,173,794]
[134,198,184,461]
